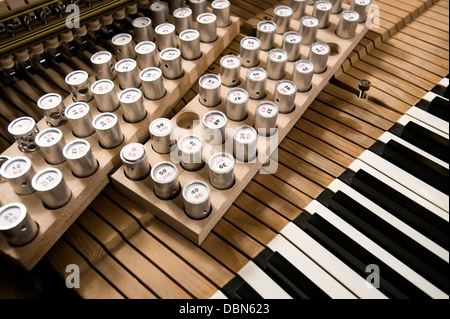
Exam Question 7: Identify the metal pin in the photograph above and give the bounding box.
[209,152,234,190]
[233,125,257,162]
[65,70,93,102]
[160,48,184,79]
[63,139,99,178]
[267,48,288,80]
[350,0,371,23]
[135,41,159,69]
[313,1,332,29]
[35,128,66,165]
[118,88,147,123]
[256,21,277,51]
[203,110,227,145]
[115,58,141,89]
[31,168,72,209]
[220,55,241,87]
[64,102,95,138]
[282,31,302,62]
[240,36,261,68]
[299,16,319,45]
[274,80,297,113]
[182,180,211,220]
[173,7,193,34]
[179,29,201,60]
[151,161,180,200]
[140,67,166,100]
[155,23,177,51]
[308,42,330,73]
[189,0,207,21]
[254,101,278,136]
[92,112,124,149]
[212,0,231,27]
[150,1,170,27]
[91,51,116,80]
[120,143,150,181]
[289,0,308,20]
[273,5,293,34]
[111,33,136,60]
[178,134,204,171]
[330,0,343,14]
[37,93,67,127]
[91,79,120,112]
[292,60,314,92]
[132,17,155,43]
[199,74,222,107]
[336,10,360,39]
[8,117,39,152]
[0,203,39,246]
[225,88,249,121]
[0,156,36,195]
[246,67,267,100]
[149,118,175,154]
[358,79,371,99]
[197,13,217,43]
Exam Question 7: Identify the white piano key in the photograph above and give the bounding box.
[406,106,449,135]
[397,114,448,139]
[210,290,228,299]
[304,200,449,299]
[266,234,356,299]
[280,222,388,299]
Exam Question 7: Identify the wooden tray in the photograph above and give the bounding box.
[111,5,369,245]
[0,16,240,270]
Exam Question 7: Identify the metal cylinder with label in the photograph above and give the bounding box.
[65,102,95,138]
[65,70,93,102]
[209,152,234,190]
[266,48,288,80]
[178,134,204,171]
[179,29,201,60]
[240,36,261,68]
[0,203,39,246]
[168,0,184,13]
[35,128,66,165]
[91,79,120,112]
[199,74,222,107]
[112,33,136,60]
[31,168,72,209]
[160,48,184,80]
[203,110,227,145]
[197,13,217,43]
[155,23,177,51]
[290,0,307,19]
[150,1,169,27]
[313,1,332,28]
[63,139,99,178]
[118,88,147,123]
[336,10,360,39]
[92,112,124,149]
[256,21,277,51]
[115,58,141,89]
[282,31,302,62]
[330,0,343,14]
[174,7,193,34]
[135,41,159,69]
[189,0,207,21]
[274,80,297,113]
[308,42,330,73]
[273,5,293,34]
[183,180,211,220]
[37,93,66,127]
[292,60,314,92]
[120,143,150,181]
[151,161,180,200]
[132,17,155,43]
[299,16,319,45]
[140,67,166,100]
[254,101,278,136]
[225,88,249,121]
[0,156,36,195]
[220,55,241,87]
[212,0,231,27]
[8,117,39,152]
[350,0,371,23]
[149,118,174,154]
[91,51,116,80]
[233,125,257,162]
[246,67,267,100]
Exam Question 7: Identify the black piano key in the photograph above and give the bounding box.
[389,122,449,163]
[253,248,330,299]
[222,276,263,299]
[339,169,448,249]
[370,140,449,194]
[415,96,449,122]
[323,190,449,294]
[294,210,430,299]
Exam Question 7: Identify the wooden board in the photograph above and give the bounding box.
[111,5,369,245]
[0,16,240,271]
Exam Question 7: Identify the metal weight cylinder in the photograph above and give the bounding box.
[111,33,136,60]
[289,0,307,19]
[254,101,279,136]
[91,79,120,112]
[330,0,343,14]
[299,16,319,45]
[202,110,227,145]
[168,0,184,13]
[132,17,155,43]
[155,23,177,51]
[313,1,332,29]
[140,67,166,100]
[37,93,67,127]
[182,180,211,220]
[8,117,39,153]
[150,1,169,27]
[120,143,150,181]
[208,152,235,190]
[173,7,193,34]
[63,139,99,178]
[212,0,231,27]
[274,80,297,114]
[273,5,293,34]
[179,29,201,60]
[65,70,93,102]
[189,0,207,21]
[220,55,241,87]
[92,112,124,149]
[160,48,184,80]
[64,102,95,138]
[225,88,249,121]
[91,51,116,80]
[197,13,217,43]
[233,125,257,162]
[336,10,360,39]
[199,74,222,107]
[0,156,36,195]
[266,48,288,80]
[178,134,204,171]
[350,0,371,23]
[282,31,302,62]
[35,128,66,165]
[292,60,314,92]
[308,42,330,73]
[135,41,159,69]
[118,88,147,123]
[151,161,180,200]
[240,36,261,68]
[246,67,267,100]
[256,21,277,51]
[115,59,141,89]
[0,203,39,246]
[31,168,72,209]
[149,118,175,154]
